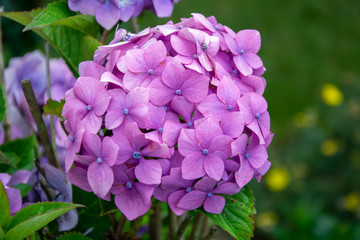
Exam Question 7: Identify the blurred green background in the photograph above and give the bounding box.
[2,0,360,239]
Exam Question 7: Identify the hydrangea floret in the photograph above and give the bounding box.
[68,0,180,30]
[63,13,273,220]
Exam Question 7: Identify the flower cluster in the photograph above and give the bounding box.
[2,50,76,166]
[68,0,180,30]
[63,13,273,220]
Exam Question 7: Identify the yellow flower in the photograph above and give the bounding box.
[265,168,290,192]
[342,192,360,212]
[320,139,339,157]
[256,211,278,228]
[321,83,343,106]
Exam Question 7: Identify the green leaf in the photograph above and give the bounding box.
[57,232,92,240]
[24,1,100,36]
[200,186,256,240]
[0,135,36,173]
[0,8,102,78]
[0,181,11,230]
[0,151,20,169]
[5,202,83,240]
[0,85,5,123]
[0,226,4,239]
[43,99,65,118]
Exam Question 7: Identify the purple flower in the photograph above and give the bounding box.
[231,134,268,188]
[69,0,180,30]
[149,60,209,105]
[198,76,241,121]
[157,167,195,215]
[123,40,168,91]
[178,118,232,181]
[237,92,270,144]
[64,13,272,219]
[0,172,29,215]
[64,110,85,171]
[177,177,240,214]
[113,122,170,184]
[112,165,156,220]
[105,87,149,130]
[77,133,119,198]
[224,30,263,76]
[62,77,111,134]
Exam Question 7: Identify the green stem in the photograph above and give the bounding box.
[168,205,177,240]
[100,29,110,44]
[189,213,203,240]
[174,214,193,240]
[0,16,11,142]
[21,79,59,168]
[130,17,140,33]
[44,41,58,162]
[201,226,218,240]
[149,202,162,240]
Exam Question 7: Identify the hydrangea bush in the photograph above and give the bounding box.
[62,13,273,220]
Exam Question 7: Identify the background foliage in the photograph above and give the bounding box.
[1,0,360,239]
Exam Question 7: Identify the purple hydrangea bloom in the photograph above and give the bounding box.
[68,0,180,30]
[63,13,272,219]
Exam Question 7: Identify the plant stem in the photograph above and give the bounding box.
[200,216,209,238]
[130,18,140,33]
[100,29,110,44]
[149,202,162,240]
[126,216,143,238]
[168,205,177,240]
[44,41,58,161]
[189,213,203,240]
[175,214,193,240]
[0,16,11,142]
[114,214,127,239]
[21,79,60,168]
[201,226,218,240]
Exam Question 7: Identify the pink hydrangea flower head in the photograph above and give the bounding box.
[63,13,272,219]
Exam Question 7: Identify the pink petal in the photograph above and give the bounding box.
[82,132,101,157]
[125,48,147,73]
[235,30,261,53]
[235,159,254,188]
[244,52,263,69]
[82,111,102,134]
[168,190,187,216]
[163,120,185,147]
[68,166,92,192]
[178,129,202,156]
[181,70,209,103]
[203,154,224,181]
[149,77,175,105]
[195,118,223,149]
[208,135,233,160]
[126,87,150,109]
[123,71,149,91]
[197,94,226,121]
[102,137,119,167]
[95,2,121,30]
[87,162,114,198]
[171,35,196,57]
[181,152,205,180]
[220,112,244,139]
[217,76,240,105]
[141,142,170,158]
[112,134,134,165]
[115,188,151,221]
[204,195,225,214]
[170,96,195,122]
[135,159,162,185]
[162,61,184,90]
[234,55,252,76]
[105,110,124,130]
[224,34,239,55]
[248,144,268,169]
[144,40,167,70]
[177,190,207,210]
[153,0,173,17]
[231,134,248,157]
